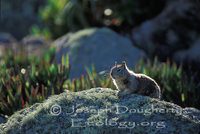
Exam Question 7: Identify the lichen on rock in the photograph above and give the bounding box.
[0,88,199,134]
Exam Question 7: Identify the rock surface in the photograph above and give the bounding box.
[173,35,200,64]
[0,88,199,134]
[53,27,146,79]
[21,35,52,56]
[131,0,200,62]
[0,117,6,124]
[184,107,200,120]
[0,33,19,58]
[0,33,52,59]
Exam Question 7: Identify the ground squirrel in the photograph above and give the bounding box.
[110,61,161,99]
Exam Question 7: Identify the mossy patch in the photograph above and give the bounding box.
[0,88,199,134]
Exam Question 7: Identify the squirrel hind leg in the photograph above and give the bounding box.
[149,94,160,99]
[148,89,160,99]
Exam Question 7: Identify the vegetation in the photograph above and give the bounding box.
[65,65,114,92]
[133,57,199,108]
[31,0,166,39]
[0,47,70,118]
[0,48,199,119]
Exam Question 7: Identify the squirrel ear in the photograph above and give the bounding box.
[122,61,126,68]
[115,62,117,67]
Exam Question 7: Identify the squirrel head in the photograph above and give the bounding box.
[110,61,129,79]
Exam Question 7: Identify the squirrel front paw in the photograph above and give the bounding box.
[117,91,123,98]
[118,91,127,98]
[118,90,132,98]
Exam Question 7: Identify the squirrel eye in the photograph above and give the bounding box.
[117,68,121,72]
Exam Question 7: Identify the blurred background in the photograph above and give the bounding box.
[0,0,200,122]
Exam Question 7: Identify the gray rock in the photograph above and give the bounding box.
[0,33,19,58]
[53,27,146,79]
[183,107,200,120]
[0,33,18,46]
[21,35,49,46]
[131,0,200,61]
[0,88,199,134]
[173,35,200,64]
[0,117,6,124]
[21,35,52,56]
